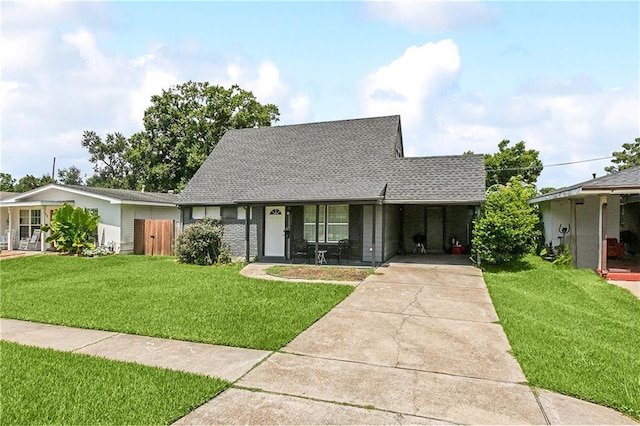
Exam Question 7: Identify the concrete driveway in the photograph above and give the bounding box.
[178,259,636,425]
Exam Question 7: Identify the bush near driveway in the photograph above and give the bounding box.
[484,255,640,420]
[0,255,353,351]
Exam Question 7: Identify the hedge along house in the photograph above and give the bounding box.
[0,184,179,253]
[530,165,640,280]
[177,115,486,265]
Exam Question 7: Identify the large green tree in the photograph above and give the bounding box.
[484,140,543,188]
[136,82,279,192]
[82,82,279,192]
[605,137,640,173]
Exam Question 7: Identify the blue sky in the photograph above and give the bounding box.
[2,1,638,189]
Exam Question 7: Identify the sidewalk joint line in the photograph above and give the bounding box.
[230,385,459,424]
[278,351,525,386]
[71,332,121,353]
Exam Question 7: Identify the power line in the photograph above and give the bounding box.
[486,155,613,172]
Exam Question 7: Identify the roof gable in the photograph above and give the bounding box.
[178,115,486,205]
[531,165,640,203]
[179,115,402,205]
[0,184,178,206]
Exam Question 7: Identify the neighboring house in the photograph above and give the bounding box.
[530,165,640,276]
[0,184,179,253]
[178,115,486,264]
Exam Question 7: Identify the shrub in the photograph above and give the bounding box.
[552,244,573,268]
[176,218,227,266]
[472,177,540,265]
[41,203,100,255]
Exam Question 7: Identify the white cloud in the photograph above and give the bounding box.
[0,2,312,179]
[365,0,498,32]
[406,78,639,188]
[362,39,461,127]
[289,93,311,121]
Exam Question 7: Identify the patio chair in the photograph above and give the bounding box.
[0,231,10,250]
[329,239,351,265]
[292,238,310,264]
[19,229,41,251]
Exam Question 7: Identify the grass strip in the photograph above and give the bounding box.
[484,255,640,420]
[0,256,353,351]
[0,341,228,425]
[266,265,375,281]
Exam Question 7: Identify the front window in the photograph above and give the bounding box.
[304,205,348,242]
[19,209,41,240]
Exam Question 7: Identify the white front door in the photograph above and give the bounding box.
[265,206,285,256]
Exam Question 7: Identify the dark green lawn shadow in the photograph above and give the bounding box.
[482,257,536,273]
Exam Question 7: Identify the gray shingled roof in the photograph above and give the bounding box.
[178,115,486,205]
[531,165,640,203]
[384,155,486,203]
[65,185,178,204]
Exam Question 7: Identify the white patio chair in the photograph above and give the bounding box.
[0,231,10,250]
[19,229,41,251]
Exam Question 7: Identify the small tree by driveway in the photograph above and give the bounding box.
[472,177,540,265]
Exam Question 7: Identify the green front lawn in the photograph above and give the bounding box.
[0,256,353,351]
[484,255,640,420]
[0,341,228,425]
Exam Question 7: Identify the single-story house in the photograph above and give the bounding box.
[177,115,486,265]
[0,184,180,253]
[530,165,640,279]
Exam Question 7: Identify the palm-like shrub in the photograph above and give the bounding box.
[41,203,100,255]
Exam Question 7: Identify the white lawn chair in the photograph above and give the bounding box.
[0,231,10,250]
[19,229,41,251]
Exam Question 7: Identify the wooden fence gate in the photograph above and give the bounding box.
[134,219,175,256]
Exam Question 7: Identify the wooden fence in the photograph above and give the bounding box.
[133,219,175,256]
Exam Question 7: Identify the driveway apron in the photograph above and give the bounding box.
[179,260,637,425]
[181,262,541,424]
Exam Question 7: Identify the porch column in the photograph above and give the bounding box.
[371,204,377,268]
[570,200,577,268]
[244,206,250,264]
[7,209,12,251]
[41,206,46,252]
[599,195,608,276]
[314,204,319,266]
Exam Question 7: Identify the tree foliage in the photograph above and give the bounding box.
[137,82,279,192]
[41,203,100,255]
[13,174,55,193]
[484,140,543,188]
[0,173,16,191]
[81,131,138,189]
[605,137,640,173]
[58,166,84,186]
[176,218,229,265]
[81,82,280,192]
[472,177,540,265]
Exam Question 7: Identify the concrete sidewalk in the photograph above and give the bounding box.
[0,318,269,382]
[2,262,637,425]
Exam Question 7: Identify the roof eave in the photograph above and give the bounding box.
[234,196,386,205]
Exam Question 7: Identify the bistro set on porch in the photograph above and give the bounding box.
[291,238,352,265]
